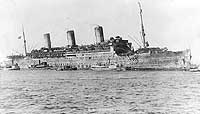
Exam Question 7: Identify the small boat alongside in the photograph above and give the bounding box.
[188,64,200,72]
[28,62,53,70]
[190,69,200,72]
[189,66,200,72]
[115,67,126,71]
[3,63,20,70]
[90,64,118,71]
[56,65,77,71]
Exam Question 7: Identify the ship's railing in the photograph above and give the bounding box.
[29,48,112,58]
[64,49,111,54]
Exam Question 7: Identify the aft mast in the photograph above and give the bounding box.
[22,25,27,56]
[138,2,147,48]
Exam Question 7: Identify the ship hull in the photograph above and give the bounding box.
[14,49,191,71]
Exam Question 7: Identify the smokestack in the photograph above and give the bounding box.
[44,33,51,49]
[94,25,104,43]
[67,30,76,46]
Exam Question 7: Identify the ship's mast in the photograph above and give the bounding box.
[22,25,27,56]
[138,2,146,48]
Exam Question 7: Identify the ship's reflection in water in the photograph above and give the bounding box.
[1,70,200,114]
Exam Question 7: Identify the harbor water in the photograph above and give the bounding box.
[1,70,200,114]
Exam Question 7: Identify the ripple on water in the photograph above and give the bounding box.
[1,70,200,114]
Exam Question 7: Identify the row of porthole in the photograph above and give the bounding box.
[77,64,92,68]
[50,63,93,68]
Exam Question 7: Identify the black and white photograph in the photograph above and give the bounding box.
[0,0,200,113]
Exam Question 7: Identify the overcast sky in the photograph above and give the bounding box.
[0,0,200,63]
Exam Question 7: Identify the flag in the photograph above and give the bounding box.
[18,36,22,39]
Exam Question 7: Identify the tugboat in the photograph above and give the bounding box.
[4,63,20,70]
[29,61,53,70]
[189,65,200,72]
[90,63,117,71]
[56,65,77,71]
[10,63,20,70]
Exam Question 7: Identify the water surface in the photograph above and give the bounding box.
[1,70,200,114]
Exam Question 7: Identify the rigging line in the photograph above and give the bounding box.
[128,35,141,47]
[132,35,143,45]
[128,35,141,46]
[129,31,143,45]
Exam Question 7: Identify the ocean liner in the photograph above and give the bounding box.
[8,2,191,70]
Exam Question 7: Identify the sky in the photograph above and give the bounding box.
[0,0,200,64]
